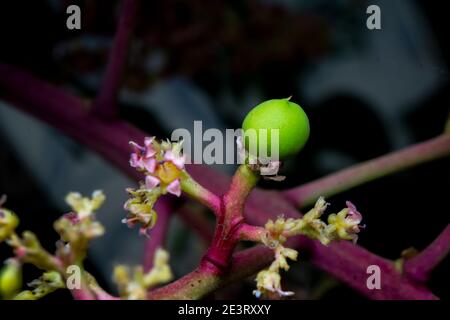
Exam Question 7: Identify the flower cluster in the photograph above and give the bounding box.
[113,248,173,300]
[255,197,363,298]
[65,190,105,220]
[122,186,159,236]
[263,197,363,247]
[253,246,298,298]
[54,191,106,260]
[124,137,186,235]
[129,137,185,196]
[326,201,363,243]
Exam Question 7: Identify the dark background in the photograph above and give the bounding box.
[0,0,449,300]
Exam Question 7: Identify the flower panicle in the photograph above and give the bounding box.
[263,196,363,246]
[53,191,106,262]
[255,197,364,298]
[59,190,106,239]
[253,246,298,298]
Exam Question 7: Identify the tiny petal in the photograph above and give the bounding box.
[142,158,157,173]
[129,153,141,168]
[345,201,362,224]
[166,179,181,197]
[260,160,281,176]
[129,141,145,153]
[64,212,79,224]
[91,190,106,210]
[144,137,154,147]
[164,150,185,170]
[145,176,160,189]
[139,227,150,238]
[144,137,157,158]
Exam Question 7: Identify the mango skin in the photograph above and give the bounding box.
[242,99,310,160]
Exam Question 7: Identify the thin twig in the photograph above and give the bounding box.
[284,134,450,208]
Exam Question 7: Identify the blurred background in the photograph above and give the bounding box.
[0,0,449,299]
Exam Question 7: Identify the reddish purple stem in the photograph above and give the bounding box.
[93,0,139,118]
[284,134,450,208]
[404,224,450,283]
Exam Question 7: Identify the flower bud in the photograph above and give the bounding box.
[0,259,22,299]
[0,208,19,243]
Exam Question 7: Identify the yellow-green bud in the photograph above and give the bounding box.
[0,259,22,299]
[0,208,19,243]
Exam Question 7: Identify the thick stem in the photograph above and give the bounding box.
[292,236,438,300]
[403,224,450,282]
[201,165,260,274]
[93,0,139,118]
[284,134,450,208]
[223,165,260,220]
[147,245,273,299]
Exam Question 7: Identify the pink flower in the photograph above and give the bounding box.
[129,137,157,173]
[165,179,181,197]
[145,175,160,189]
[129,137,185,198]
[144,168,181,197]
[345,201,363,233]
